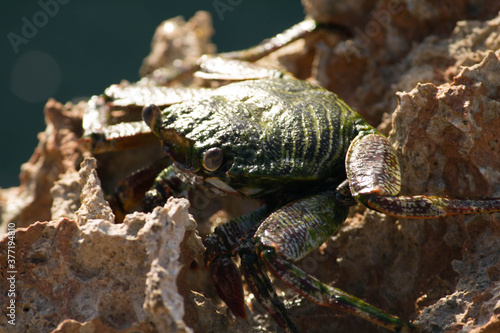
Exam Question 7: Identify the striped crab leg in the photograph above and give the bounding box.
[346,131,500,218]
[252,191,417,332]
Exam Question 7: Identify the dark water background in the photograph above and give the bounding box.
[0,1,304,188]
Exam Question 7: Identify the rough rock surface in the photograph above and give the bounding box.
[0,99,83,232]
[1,2,500,333]
[139,11,216,86]
[301,0,500,126]
[0,159,202,332]
[74,158,115,225]
[390,52,500,332]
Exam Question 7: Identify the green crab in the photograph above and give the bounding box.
[82,19,500,332]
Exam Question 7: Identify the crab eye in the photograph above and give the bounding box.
[203,147,223,171]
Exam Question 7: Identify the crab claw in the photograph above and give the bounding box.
[209,254,247,319]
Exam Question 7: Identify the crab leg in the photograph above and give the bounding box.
[82,85,212,154]
[240,245,298,333]
[82,120,158,154]
[141,164,189,212]
[203,205,294,326]
[346,131,500,218]
[194,18,317,81]
[253,191,416,332]
[112,157,172,213]
[104,83,212,110]
[147,19,319,84]
[259,249,415,332]
[365,195,500,218]
[219,19,317,62]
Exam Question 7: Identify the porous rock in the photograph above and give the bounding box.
[0,191,202,333]
[301,0,500,126]
[139,11,216,84]
[390,51,500,332]
[50,170,81,221]
[74,157,115,225]
[0,99,83,231]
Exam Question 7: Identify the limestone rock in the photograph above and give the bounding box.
[74,157,115,225]
[0,100,84,230]
[301,0,500,126]
[389,51,500,332]
[139,11,216,83]
[50,170,81,221]
[0,197,202,333]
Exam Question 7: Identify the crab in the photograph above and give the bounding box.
[81,19,500,332]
